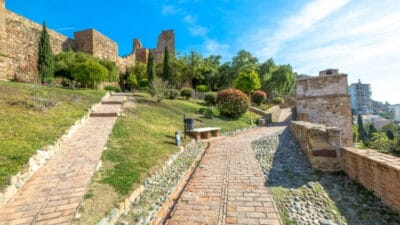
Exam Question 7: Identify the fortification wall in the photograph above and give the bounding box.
[0,0,7,79]
[342,147,400,213]
[74,29,118,61]
[290,121,342,172]
[0,0,173,81]
[296,74,353,146]
[291,121,400,213]
[1,9,71,81]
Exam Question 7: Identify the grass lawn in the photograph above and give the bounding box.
[0,81,105,189]
[76,92,258,224]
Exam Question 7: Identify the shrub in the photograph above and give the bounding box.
[180,88,194,100]
[139,79,149,90]
[104,86,122,92]
[205,92,217,106]
[73,61,108,88]
[165,89,179,99]
[196,85,210,92]
[127,73,138,89]
[271,96,285,104]
[216,88,250,119]
[61,78,78,89]
[252,90,267,105]
[198,107,218,119]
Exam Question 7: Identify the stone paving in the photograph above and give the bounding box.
[0,95,124,225]
[166,126,285,225]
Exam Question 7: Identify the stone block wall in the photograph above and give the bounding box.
[291,120,400,213]
[74,29,118,61]
[1,10,71,81]
[290,121,342,172]
[342,147,400,213]
[296,74,353,146]
[0,1,174,82]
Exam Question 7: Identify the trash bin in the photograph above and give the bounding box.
[265,113,272,125]
[185,118,195,131]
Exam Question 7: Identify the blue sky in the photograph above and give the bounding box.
[6,0,400,104]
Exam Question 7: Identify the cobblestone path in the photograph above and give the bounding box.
[0,95,124,225]
[166,126,285,225]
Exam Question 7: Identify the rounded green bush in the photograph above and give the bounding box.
[180,88,194,100]
[196,85,210,92]
[272,96,285,104]
[165,89,179,99]
[216,88,250,119]
[252,90,267,105]
[205,92,217,106]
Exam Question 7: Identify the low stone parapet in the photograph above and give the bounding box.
[342,147,400,213]
[290,121,342,172]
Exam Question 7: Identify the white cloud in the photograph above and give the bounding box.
[161,5,180,16]
[275,1,400,103]
[188,25,208,37]
[250,0,349,57]
[205,39,229,57]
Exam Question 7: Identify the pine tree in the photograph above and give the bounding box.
[38,21,55,83]
[147,51,155,88]
[162,46,171,86]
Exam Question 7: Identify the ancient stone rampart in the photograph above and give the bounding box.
[296,74,353,146]
[290,121,342,172]
[0,0,175,82]
[342,147,400,213]
[290,121,400,213]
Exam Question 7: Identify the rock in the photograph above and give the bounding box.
[319,219,334,225]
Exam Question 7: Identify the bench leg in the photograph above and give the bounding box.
[211,130,219,137]
[201,131,211,139]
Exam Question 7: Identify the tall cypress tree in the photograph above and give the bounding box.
[357,115,368,144]
[162,46,171,86]
[38,21,54,83]
[147,51,155,88]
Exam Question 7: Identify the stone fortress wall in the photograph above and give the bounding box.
[295,69,353,147]
[293,70,400,213]
[0,0,174,81]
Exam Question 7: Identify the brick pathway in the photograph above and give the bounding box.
[0,95,124,225]
[166,126,285,225]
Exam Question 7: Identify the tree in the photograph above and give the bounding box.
[231,50,259,74]
[357,115,368,144]
[162,47,172,86]
[264,65,296,96]
[367,123,378,140]
[202,55,221,91]
[73,61,108,88]
[233,69,261,94]
[147,51,155,88]
[38,21,55,83]
[217,62,234,89]
[127,73,138,90]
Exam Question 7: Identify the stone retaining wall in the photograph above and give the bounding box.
[342,147,400,213]
[291,120,400,213]
[290,121,342,172]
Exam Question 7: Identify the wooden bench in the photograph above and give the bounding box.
[188,127,221,141]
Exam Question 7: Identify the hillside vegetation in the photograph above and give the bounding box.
[0,81,105,189]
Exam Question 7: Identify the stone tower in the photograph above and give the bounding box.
[157,30,175,55]
[0,0,7,79]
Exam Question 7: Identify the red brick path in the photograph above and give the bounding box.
[166,126,285,225]
[0,95,124,225]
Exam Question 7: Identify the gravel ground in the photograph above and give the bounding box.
[252,128,400,225]
[117,142,206,225]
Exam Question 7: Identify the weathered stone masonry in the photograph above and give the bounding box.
[290,121,400,214]
[0,0,175,82]
[295,72,353,147]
